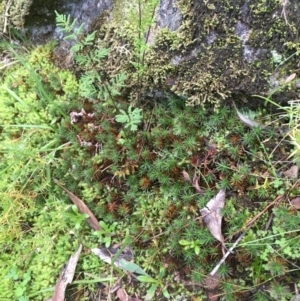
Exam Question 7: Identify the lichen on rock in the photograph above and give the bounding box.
[82,0,300,108]
[0,0,32,35]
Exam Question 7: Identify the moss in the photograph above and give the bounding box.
[17,0,295,111]
[2,0,299,107]
[83,0,297,108]
[0,42,78,139]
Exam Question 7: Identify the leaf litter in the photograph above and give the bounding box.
[53,179,102,231]
[200,189,226,255]
[50,244,82,301]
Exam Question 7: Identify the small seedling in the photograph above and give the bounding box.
[65,205,89,230]
[93,221,118,247]
[179,239,205,255]
[137,267,170,300]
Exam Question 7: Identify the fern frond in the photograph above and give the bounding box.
[55,11,77,33]
[82,31,96,46]
[93,48,110,62]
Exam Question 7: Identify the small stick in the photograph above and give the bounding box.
[230,194,284,237]
[3,0,13,33]
[210,232,245,276]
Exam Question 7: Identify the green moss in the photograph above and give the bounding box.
[87,0,300,108]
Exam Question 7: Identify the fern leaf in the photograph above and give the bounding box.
[83,31,96,46]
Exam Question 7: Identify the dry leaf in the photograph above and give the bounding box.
[54,179,101,231]
[284,73,296,85]
[290,197,300,209]
[117,288,128,301]
[204,273,221,290]
[200,189,226,254]
[182,170,191,182]
[52,244,82,301]
[192,174,203,194]
[116,288,141,301]
[182,171,203,194]
[204,273,221,301]
[208,291,220,301]
[283,165,299,179]
[233,102,262,128]
[91,246,147,276]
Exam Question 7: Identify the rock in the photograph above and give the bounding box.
[1,0,299,108]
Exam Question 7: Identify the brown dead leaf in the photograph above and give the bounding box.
[54,179,102,231]
[291,197,300,209]
[283,165,299,179]
[52,244,82,301]
[200,189,226,254]
[208,291,220,301]
[204,273,221,290]
[192,174,203,194]
[183,170,191,182]
[116,288,142,301]
[117,288,128,301]
[204,273,221,301]
[182,171,203,194]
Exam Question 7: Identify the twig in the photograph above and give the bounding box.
[281,0,291,27]
[210,232,245,276]
[3,0,13,33]
[230,194,285,237]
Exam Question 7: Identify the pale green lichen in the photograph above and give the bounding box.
[0,0,32,35]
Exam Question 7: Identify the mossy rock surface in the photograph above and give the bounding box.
[2,0,299,109]
[85,0,300,108]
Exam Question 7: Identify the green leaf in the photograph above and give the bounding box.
[71,43,83,53]
[273,178,283,188]
[146,283,159,300]
[99,221,109,231]
[64,34,77,41]
[120,260,148,275]
[116,112,129,123]
[94,48,110,61]
[130,124,138,131]
[159,267,166,278]
[195,245,200,255]
[137,275,157,283]
[75,222,81,229]
[83,31,96,45]
[6,268,19,280]
[179,239,191,246]
[162,287,170,298]
[71,205,79,214]
[74,23,84,36]
[104,236,111,248]
[15,286,25,297]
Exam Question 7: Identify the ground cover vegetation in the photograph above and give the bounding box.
[0,3,300,301]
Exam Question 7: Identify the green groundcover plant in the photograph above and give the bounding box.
[0,11,300,301]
